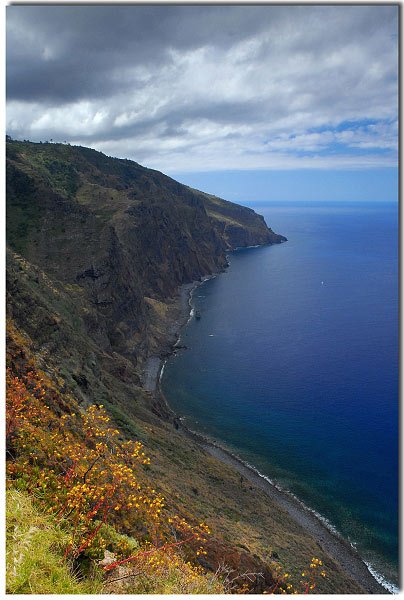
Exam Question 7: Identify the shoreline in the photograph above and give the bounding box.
[172,421,392,595]
[142,273,218,393]
[143,272,392,595]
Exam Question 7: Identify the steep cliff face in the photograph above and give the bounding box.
[6,139,285,373]
[193,190,284,248]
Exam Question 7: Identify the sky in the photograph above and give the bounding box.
[6,5,398,202]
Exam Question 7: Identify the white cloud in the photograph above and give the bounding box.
[6,5,398,171]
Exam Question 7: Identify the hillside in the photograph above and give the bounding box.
[7,139,285,373]
[6,139,368,594]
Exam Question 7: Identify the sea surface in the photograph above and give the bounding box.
[161,201,398,589]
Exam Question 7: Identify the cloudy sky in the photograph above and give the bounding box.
[6,5,398,202]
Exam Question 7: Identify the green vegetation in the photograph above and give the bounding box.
[6,489,102,594]
[7,486,224,595]
[6,165,44,254]
[7,139,80,197]
[6,487,224,595]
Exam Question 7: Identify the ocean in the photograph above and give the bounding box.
[161,200,398,590]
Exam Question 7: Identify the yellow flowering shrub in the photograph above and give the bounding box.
[6,323,324,594]
[6,368,209,567]
[267,557,327,594]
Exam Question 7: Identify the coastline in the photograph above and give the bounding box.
[142,274,218,393]
[173,423,391,595]
[143,273,391,595]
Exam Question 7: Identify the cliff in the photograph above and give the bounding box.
[6,139,367,594]
[7,139,285,376]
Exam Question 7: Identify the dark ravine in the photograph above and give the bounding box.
[7,138,380,593]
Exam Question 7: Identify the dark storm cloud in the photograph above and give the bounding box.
[6,5,398,171]
[7,5,284,103]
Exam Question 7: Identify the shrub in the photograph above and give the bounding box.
[6,367,210,583]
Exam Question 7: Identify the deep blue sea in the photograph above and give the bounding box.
[161,201,398,589]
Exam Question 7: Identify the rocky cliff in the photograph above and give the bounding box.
[7,139,285,377]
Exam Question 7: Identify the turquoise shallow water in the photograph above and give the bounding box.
[161,201,398,588]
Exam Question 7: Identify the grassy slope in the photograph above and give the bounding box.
[6,489,102,594]
[6,487,225,595]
